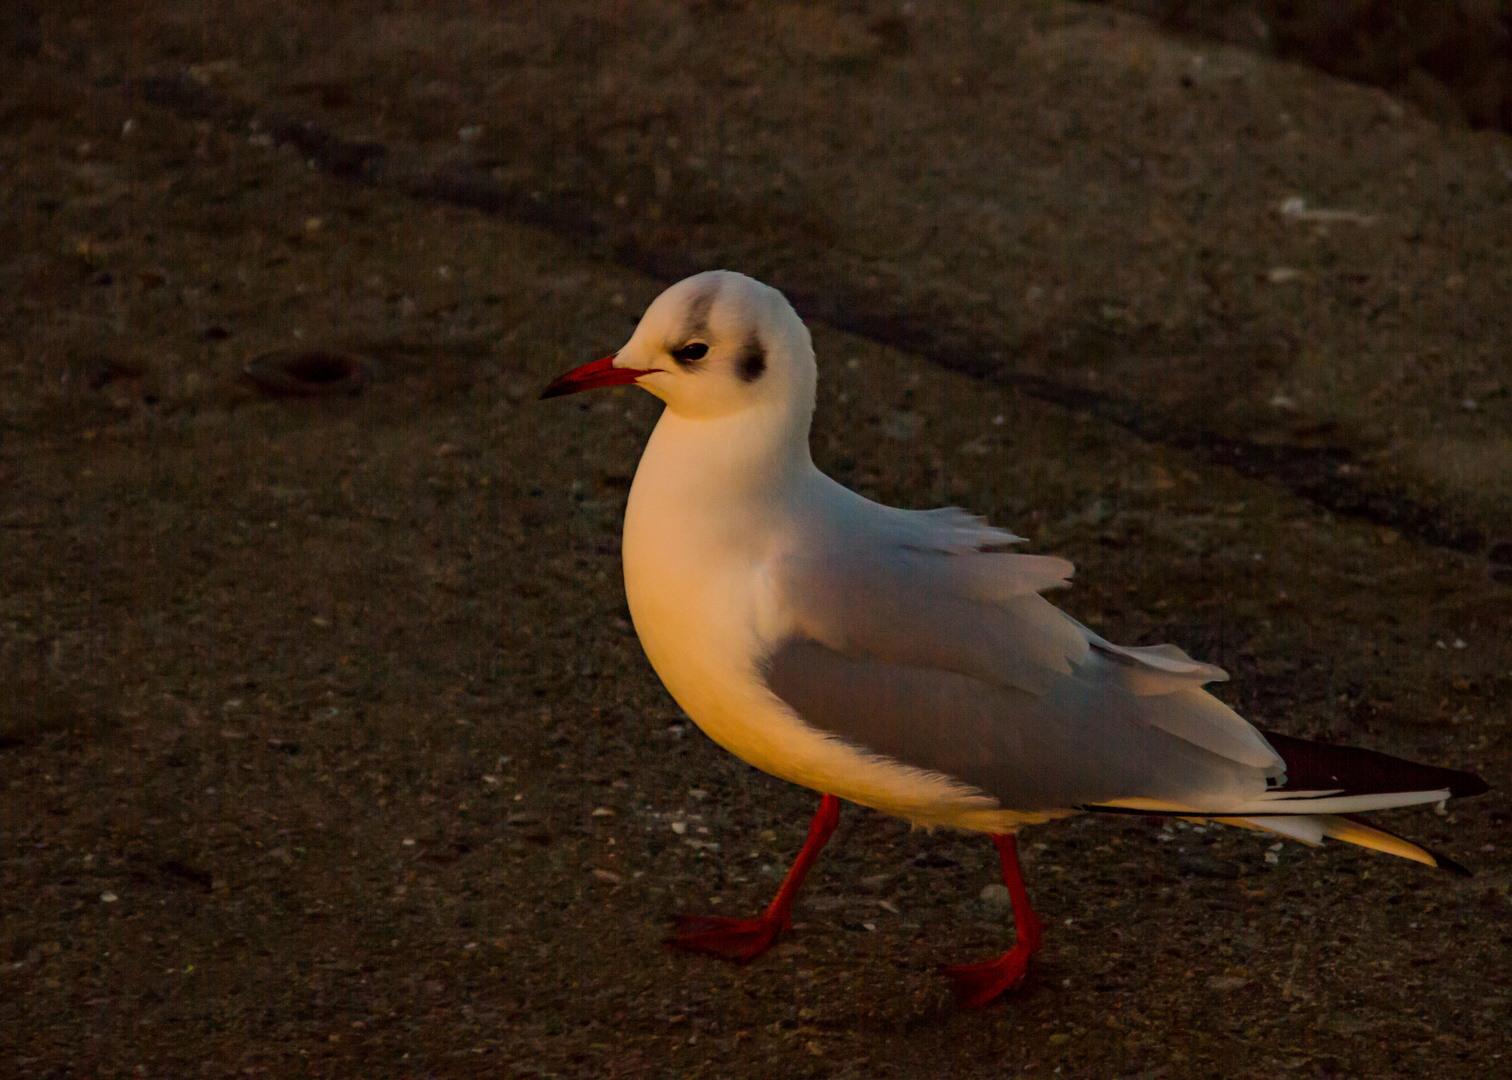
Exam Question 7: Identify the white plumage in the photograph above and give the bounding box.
[542,270,1486,1007]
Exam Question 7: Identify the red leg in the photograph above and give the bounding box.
[666,793,841,963]
[940,833,1044,1009]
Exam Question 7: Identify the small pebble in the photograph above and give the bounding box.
[979,883,1011,911]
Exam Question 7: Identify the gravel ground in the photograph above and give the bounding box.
[3,3,1509,1078]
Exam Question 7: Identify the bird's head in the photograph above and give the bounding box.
[542,270,816,425]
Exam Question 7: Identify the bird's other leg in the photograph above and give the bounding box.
[940,832,1044,1008]
[666,793,841,963]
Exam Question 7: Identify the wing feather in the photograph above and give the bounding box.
[768,495,1284,809]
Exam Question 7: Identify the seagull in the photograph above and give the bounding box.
[542,270,1488,1008]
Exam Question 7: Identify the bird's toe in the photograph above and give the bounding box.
[665,913,784,963]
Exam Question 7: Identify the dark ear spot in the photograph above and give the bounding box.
[736,333,766,383]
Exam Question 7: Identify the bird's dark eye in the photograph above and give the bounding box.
[671,342,709,365]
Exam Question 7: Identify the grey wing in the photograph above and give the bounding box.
[765,638,1272,811]
[768,503,1282,812]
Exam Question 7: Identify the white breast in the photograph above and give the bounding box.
[620,423,1056,832]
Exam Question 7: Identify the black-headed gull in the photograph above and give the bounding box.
[543,270,1488,1008]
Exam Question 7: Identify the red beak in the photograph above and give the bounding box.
[540,355,645,399]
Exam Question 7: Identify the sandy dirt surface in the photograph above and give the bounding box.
[3,3,1510,1078]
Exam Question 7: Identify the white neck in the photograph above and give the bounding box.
[638,396,816,516]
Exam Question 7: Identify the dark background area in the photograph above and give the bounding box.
[1111,1,1512,132]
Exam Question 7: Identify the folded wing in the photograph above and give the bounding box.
[767,494,1284,812]
[762,489,1486,868]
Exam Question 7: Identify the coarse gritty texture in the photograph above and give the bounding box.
[2,2,1509,1078]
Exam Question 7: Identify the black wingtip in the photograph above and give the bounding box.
[1454,773,1492,799]
[1260,730,1490,801]
[1433,851,1474,878]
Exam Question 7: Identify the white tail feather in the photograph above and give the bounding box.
[1098,788,1451,817]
